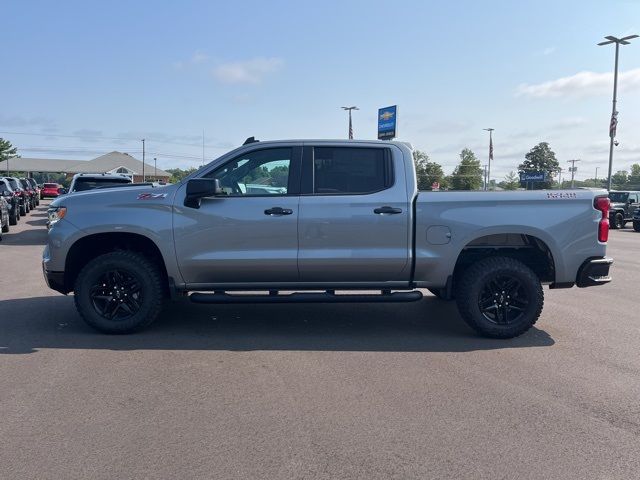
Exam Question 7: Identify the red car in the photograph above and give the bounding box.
[41,183,62,198]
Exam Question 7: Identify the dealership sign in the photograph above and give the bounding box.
[378,105,397,140]
[520,171,547,182]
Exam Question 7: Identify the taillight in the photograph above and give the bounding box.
[594,196,610,243]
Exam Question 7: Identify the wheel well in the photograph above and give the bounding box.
[454,234,555,285]
[64,232,170,296]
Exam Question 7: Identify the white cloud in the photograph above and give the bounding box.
[173,51,210,70]
[516,68,640,98]
[212,57,284,85]
[535,46,556,56]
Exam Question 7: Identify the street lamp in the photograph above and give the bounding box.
[341,106,358,139]
[598,34,638,191]
[154,157,157,180]
[483,128,494,190]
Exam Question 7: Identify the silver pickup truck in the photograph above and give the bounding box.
[43,139,613,338]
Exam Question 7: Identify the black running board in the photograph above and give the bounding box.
[189,291,423,304]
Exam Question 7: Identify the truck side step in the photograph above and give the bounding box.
[189,290,423,304]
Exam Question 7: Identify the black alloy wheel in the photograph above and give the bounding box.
[89,269,144,321]
[478,274,529,325]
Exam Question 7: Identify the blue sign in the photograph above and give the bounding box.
[520,171,547,182]
[378,105,397,140]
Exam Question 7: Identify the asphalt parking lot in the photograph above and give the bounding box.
[1,200,639,479]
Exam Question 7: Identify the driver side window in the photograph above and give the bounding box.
[206,148,292,196]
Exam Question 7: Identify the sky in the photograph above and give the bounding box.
[1,0,639,182]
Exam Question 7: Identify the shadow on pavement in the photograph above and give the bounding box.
[0,295,554,354]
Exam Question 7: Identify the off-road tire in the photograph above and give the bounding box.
[612,212,624,229]
[74,251,165,334]
[9,210,17,225]
[19,204,26,216]
[456,257,544,339]
[634,221,640,232]
[1,221,8,233]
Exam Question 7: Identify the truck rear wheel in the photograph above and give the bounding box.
[634,221,640,232]
[455,257,543,339]
[74,251,164,334]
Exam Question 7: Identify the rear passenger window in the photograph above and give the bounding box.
[313,147,392,194]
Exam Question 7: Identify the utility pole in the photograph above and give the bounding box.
[483,128,494,190]
[598,34,638,191]
[558,167,563,189]
[141,138,146,182]
[154,157,157,180]
[341,106,358,139]
[595,167,599,186]
[567,159,581,189]
[202,130,206,166]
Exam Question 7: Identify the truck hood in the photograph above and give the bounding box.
[49,184,177,208]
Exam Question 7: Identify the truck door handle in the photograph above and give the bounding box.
[264,207,293,216]
[374,206,402,215]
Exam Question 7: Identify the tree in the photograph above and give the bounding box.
[518,142,559,189]
[611,170,628,189]
[500,171,520,190]
[412,150,447,190]
[628,163,640,187]
[449,148,483,190]
[166,167,197,183]
[0,138,18,162]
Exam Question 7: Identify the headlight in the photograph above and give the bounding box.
[47,206,67,226]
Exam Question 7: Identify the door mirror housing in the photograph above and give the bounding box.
[58,188,68,195]
[1,190,10,197]
[185,178,223,208]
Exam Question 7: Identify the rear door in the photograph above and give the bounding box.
[627,193,640,218]
[297,144,411,283]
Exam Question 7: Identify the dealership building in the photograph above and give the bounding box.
[0,151,171,183]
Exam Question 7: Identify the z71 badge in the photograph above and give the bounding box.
[137,193,167,200]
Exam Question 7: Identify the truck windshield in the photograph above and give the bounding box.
[609,192,629,203]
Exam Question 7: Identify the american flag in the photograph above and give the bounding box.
[489,135,494,160]
[348,115,353,140]
[609,110,618,138]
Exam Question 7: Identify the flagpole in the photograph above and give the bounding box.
[598,34,638,191]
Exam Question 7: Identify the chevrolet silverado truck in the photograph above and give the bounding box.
[43,139,613,338]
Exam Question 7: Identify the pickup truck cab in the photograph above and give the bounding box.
[43,139,613,338]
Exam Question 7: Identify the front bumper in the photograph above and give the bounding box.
[576,257,613,288]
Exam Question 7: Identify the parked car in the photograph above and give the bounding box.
[633,208,640,232]
[44,138,612,338]
[19,178,37,210]
[41,183,63,199]
[27,178,41,205]
[0,178,20,225]
[2,177,29,215]
[0,196,9,238]
[68,173,132,193]
[608,191,640,229]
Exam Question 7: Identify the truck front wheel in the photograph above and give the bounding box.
[74,251,164,334]
[455,257,543,339]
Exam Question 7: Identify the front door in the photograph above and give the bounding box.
[174,146,301,287]
[297,144,411,283]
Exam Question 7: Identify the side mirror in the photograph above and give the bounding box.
[184,178,222,209]
[1,190,9,196]
[58,188,68,195]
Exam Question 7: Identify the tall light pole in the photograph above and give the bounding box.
[341,106,358,139]
[595,167,599,186]
[483,128,494,190]
[154,157,157,180]
[567,159,581,189]
[141,138,146,182]
[598,34,638,191]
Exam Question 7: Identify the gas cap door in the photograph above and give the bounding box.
[426,225,452,245]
